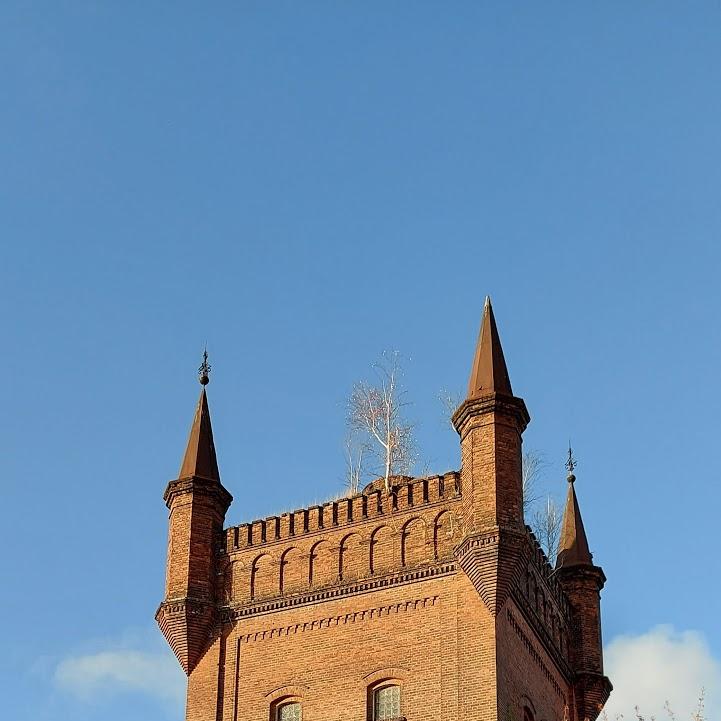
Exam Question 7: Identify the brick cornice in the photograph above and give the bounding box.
[163,475,233,512]
[220,562,455,623]
[556,564,606,592]
[451,393,530,437]
[156,596,212,616]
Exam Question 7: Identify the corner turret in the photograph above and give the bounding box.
[156,353,232,674]
[452,298,530,614]
[556,450,612,720]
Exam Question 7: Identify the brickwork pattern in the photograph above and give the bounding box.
[221,475,461,608]
[159,307,610,721]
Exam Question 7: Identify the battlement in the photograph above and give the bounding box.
[223,472,462,552]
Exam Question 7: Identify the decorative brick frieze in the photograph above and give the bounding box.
[221,563,455,622]
[236,595,439,643]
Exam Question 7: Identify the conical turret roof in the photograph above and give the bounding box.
[467,296,513,398]
[556,471,592,568]
[178,388,220,481]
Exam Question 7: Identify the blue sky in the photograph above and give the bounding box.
[2,3,720,719]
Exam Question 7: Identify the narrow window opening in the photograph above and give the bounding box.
[373,684,401,720]
[277,702,302,721]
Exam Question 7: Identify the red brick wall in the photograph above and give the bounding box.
[166,467,603,721]
[497,599,573,721]
[224,474,462,607]
[186,571,513,721]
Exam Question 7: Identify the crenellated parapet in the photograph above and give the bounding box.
[224,472,461,552]
[218,473,463,609]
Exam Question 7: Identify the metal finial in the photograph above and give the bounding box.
[198,348,211,386]
[565,444,577,483]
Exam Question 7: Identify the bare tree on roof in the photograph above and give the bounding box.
[343,433,369,496]
[522,449,547,516]
[520,449,564,562]
[532,496,562,564]
[438,388,464,429]
[347,351,416,493]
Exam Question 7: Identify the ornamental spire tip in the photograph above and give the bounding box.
[198,348,211,386]
[565,444,577,483]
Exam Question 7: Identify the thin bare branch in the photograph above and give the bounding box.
[522,449,547,514]
[343,433,369,496]
[438,388,464,429]
[347,351,416,493]
[531,495,562,563]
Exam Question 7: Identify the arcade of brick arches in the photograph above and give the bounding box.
[157,299,612,721]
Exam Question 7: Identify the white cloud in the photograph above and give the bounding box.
[603,626,721,719]
[54,638,185,711]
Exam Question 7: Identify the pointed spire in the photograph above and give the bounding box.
[556,447,592,568]
[467,296,513,398]
[178,352,220,481]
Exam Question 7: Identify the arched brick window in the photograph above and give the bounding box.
[373,684,401,720]
[279,547,304,595]
[369,526,393,575]
[276,701,302,721]
[309,539,336,587]
[523,706,535,721]
[433,510,454,560]
[250,553,275,600]
[339,532,364,581]
[401,517,427,567]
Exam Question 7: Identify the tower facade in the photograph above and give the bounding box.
[157,301,611,721]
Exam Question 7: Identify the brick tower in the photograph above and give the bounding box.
[157,301,611,721]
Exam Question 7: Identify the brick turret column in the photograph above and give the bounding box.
[556,452,612,721]
[156,355,232,675]
[452,298,530,615]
